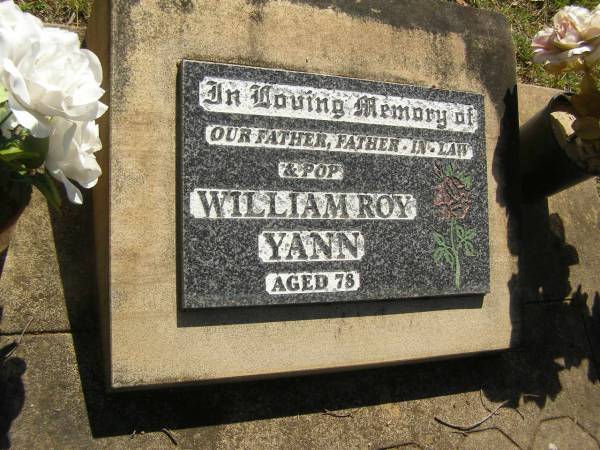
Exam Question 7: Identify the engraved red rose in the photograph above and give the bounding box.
[432,162,476,289]
[433,162,472,220]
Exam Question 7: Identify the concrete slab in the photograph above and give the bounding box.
[0,190,97,334]
[3,81,595,447]
[531,417,599,450]
[88,0,521,389]
[517,83,600,306]
[0,3,598,447]
[459,429,521,450]
[1,299,599,449]
[517,83,600,377]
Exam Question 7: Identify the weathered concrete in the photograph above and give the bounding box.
[89,0,520,390]
[1,300,598,449]
[0,77,600,446]
[2,68,598,450]
[0,3,599,448]
[518,83,600,306]
[0,190,97,334]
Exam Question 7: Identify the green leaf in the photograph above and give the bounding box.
[455,223,466,240]
[21,135,48,169]
[0,146,24,156]
[31,172,61,210]
[433,231,447,247]
[442,249,454,268]
[0,159,25,175]
[0,150,42,163]
[454,171,472,190]
[433,247,443,264]
[444,164,454,177]
[465,228,476,241]
[462,175,472,190]
[463,241,476,257]
[434,246,454,268]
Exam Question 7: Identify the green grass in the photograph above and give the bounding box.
[14,0,600,91]
[463,0,599,91]
[16,0,92,26]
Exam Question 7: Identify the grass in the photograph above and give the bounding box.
[462,0,599,92]
[16,0,92,26]
[16,0,598,90]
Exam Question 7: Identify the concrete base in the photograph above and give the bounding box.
[0,3,599,448]
[2,300,599,449]
[87,0,520,390]
[0,76,599,450]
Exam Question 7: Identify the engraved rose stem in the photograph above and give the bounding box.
[432,162,477,289]
[449,219,461,288]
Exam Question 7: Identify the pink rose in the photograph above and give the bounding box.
[532,6,594,73]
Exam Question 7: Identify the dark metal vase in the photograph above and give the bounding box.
[520,94,595,201]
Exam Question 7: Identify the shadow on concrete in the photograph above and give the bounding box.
[30,302,600,440]
[482,85,600,411]
[47,192,98,333]
[0,307,26,450]
[177,294,484,327]
[0,249,7,279]
[43,91,599,440]
[482,286,600,411]
[40,2,598,437]
[483,198,600,408]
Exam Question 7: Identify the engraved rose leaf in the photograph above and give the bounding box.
[433,247,446,264]
[442,249,454,268]
[433,246,454,268]
[465,228,476,241]
[459,174,472,190]
[444,164,454,177]
[463,240,476,257]
[455,223,466,240]
[433,232,447,248]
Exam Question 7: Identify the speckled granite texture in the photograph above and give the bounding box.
[180,61,489,308]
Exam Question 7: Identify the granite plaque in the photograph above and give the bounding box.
[179,60,489,308]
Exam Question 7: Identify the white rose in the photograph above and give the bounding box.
[581,5,600,65]
[582,4,600,40]
[0,0,43,65]
[46,117,102,204]
[532,6,595,73]
[1,23,107,138]
[552,6,589,48]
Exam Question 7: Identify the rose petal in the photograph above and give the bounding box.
[46,117,103,203]
[554,6,590,31]
[49,170,83,204]
[0,14,107,130]
[80,49,103,84]
[2,58,31,104]
[532,27,556,50]
[7,92,52,137]
[583,37,600,64]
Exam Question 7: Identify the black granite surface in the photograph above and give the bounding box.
[179,60,489,308]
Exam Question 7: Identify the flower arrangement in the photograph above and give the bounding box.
[0,0,106,230]
[532,5,600,173]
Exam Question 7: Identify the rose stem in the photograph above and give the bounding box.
[450,219,461,288]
